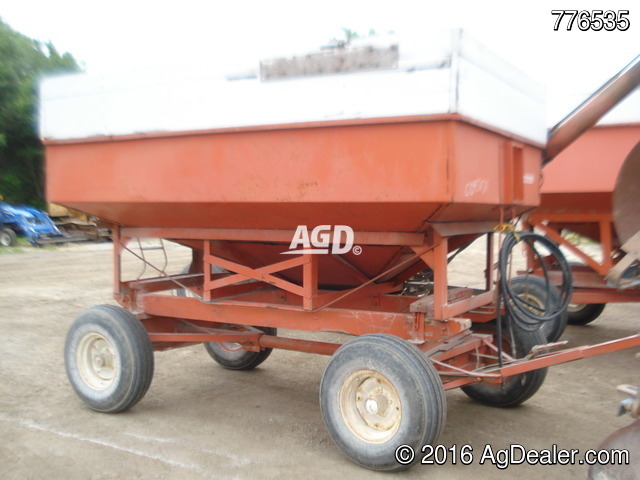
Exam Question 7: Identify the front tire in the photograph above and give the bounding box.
[64,305,154,413]
[320,334,446,471]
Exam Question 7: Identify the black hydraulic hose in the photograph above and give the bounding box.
[498,232,573,332]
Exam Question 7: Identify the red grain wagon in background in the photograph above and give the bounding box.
[40,31,640,471]
[527,87,640,326]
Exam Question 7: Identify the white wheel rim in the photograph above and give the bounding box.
[567,303,586,313]
[218,342,243,352]
[77,332,118,390]
[340,369,402,443]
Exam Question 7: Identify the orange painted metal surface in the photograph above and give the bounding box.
[537,124,640,243]
[539,124,640,242]
[46,116,541,230]
[48,116,541,291]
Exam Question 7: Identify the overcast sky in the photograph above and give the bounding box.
[2,0,638,124]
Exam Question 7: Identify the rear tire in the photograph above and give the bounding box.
[508,275,568,342]
[320,334,446,471]
[173,264,273,370]
[204,327,276,370]
[64,305,154,413]
[567,303,606,325]
[462,324,547,407]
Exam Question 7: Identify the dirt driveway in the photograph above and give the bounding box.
[0,241,638,479]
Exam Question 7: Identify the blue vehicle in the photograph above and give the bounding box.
[0,202,64,246]
[0,204,18,246]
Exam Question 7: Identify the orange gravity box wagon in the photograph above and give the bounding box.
[40,30,640,471]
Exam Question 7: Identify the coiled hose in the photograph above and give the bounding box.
[498,231,573,332]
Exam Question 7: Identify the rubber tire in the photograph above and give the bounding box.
[567,303,606,326]
[320,334,446,471]
[174,264,197,297]
[461,324,547,407]
[64,305,154,413]
[173,265,273,370]
[508,275,568,342]
[0,228,16,247]
[204,327,276,370]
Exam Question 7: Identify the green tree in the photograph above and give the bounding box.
[0,18,81,207]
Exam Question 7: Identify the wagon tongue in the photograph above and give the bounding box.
[545,54,640,163]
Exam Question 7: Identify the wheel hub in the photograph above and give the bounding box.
[77,333,117,390]
[518,292,545,314]
[340,370,401,443]
[365,394,390,415]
